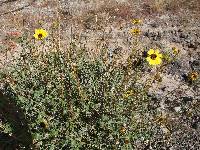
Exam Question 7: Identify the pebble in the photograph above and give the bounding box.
[174,106,181,112]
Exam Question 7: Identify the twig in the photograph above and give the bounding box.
[0,0,37,16]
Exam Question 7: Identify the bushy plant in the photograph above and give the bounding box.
[1,33,152,149]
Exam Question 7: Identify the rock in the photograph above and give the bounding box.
[174,106,181,112]
[181,97,193,103]
[188,42,198,49]
[150,22,159,28]
[190,60,200,71]
[179,32,188,39]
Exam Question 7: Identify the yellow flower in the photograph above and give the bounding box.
[34,29,48,40]
[146,49,163,65]
[130,28,141,36]
[131,19,142,25]
[172,47,179,55]
[188,72,198,81]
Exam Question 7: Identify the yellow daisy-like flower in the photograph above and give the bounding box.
[131,19,142,25]
[172,47,179,55]
[146,49,163,65]
[33,29,48,40]
[188,72,198,81]
[130,28,141,36]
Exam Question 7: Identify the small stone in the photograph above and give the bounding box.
[191,122,198,129]
[150,22,158,28]
[190,60,200,70]
[179,32,187,38]
[161,125,170,134]
[174,106,181,112]
[182,97,193,103]
[178,29,183,32]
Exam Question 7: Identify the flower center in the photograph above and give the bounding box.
[38,33,43,39]
[150,54,157,60]
[191,73,198,80]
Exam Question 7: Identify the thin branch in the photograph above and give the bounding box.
[0,0,36,16]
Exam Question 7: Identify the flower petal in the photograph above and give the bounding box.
[158,53,163,58]
[155,58,162,65]
[147,57,155,65]
[41,29,48,37]
[155,49,160,54]
[35,29,40,34]
[33,34,38,39]
[148,49,155,55]
[146,57,151,62]
[154,49,162,58]
[149,60,156,65]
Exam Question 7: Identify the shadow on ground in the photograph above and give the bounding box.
[0,83,33,149]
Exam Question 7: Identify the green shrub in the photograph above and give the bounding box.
[1,34,152,149]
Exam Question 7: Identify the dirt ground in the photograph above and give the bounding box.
[0,0,199,149]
